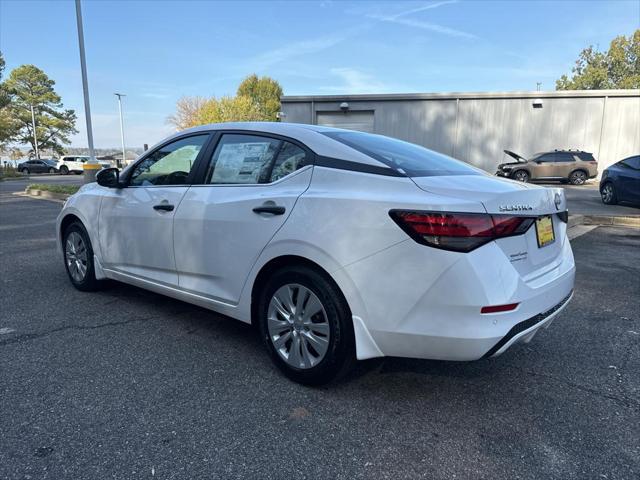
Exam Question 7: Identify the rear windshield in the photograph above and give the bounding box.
[576,152,595,161]
[323,131,481,177]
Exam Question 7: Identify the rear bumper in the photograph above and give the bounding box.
[342,226,576,361]
[482,290,573,358]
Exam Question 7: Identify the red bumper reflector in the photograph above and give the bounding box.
[481,303,519,314]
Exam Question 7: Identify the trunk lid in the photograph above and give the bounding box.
[411,174,565,216]
[411,174,568,282]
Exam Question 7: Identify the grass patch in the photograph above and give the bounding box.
[0,166,22,180]
[27,183,81,195]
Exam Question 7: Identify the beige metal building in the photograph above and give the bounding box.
[280,90,640,175]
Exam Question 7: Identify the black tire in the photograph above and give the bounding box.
[48,167,56,174]
[569,170,587,185]
[512,169,529,182]
[600,182,617,205]
[21,168,29,174]
[62,221,102,291]
[257,265,355,385]
[60,165,69,175]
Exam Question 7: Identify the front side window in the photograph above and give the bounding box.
[323,131,480,177]
[535,153,556,163]
[129,135,208,186]
[622,156,640,170]
[206,134,307,184]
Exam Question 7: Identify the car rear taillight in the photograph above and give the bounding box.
[389,210,535,252]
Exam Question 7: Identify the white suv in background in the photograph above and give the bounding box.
[57,155,111,175]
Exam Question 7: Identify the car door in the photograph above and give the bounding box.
[618,156,640,203]
[98,133,211,286]
[31,160,44,172]
[531,153,559,179]
[556,152,577,178]
[173,132,313,304]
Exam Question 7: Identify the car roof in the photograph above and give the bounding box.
[166,122,390,168]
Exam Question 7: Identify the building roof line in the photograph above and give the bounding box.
[281,89,640,102]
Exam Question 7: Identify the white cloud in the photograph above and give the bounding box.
[252,34,348,69]
[366,0,477,40]
[386,0,459,20]
[319,68,395,94]
[372,15,477,39]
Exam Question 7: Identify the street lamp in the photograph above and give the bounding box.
[114,93,126,169]
[75,0,99,183]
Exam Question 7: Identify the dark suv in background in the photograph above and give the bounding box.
[600,155,640,206]
[496,149,598,185]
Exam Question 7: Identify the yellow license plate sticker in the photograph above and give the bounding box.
[535,215,555,248]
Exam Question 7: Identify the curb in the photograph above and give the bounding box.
[568,214,640,229]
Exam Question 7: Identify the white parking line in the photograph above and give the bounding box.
[568,225,599,240]
[0,327,16,335]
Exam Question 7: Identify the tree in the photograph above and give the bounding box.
[557,29,640,90]
[196,95,264,124]
[0,51,19,149]
[166,96,207,131]
[167,74,283,131]
[4,64,77,157]
[236,74,283,121]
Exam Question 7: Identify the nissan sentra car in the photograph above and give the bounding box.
[57,123,576,384]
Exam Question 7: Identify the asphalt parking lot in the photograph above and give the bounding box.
[1,177,639,479]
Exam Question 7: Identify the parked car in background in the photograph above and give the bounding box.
[600,155,640,206]
[496,149,598,185]
[57,122,575,385]
[57,155,111,175]
[17,159,59,174]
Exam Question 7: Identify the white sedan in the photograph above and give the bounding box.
[56,122,575,384]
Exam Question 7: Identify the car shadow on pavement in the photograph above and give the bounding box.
[95,278,518,396]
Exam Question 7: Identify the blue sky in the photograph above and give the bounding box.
[1,0,638,148]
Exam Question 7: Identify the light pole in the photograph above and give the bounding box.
[30,104,39,159]
[114,93,126,169]
[75,0,99,183]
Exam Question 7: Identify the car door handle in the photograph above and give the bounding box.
[153,204,174,212]
[252,205,286,215]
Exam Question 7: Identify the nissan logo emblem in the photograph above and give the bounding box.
[554,193,561,210]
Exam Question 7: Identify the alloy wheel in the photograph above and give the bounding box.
[65,231,88,282]
[514,170,529,182]
[267,284,330,369]
[602,184,614,203]
[571,171,586,185]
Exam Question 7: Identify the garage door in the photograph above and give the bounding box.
[316,111,374,133]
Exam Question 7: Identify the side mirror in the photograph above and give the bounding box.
[96,167,122,188]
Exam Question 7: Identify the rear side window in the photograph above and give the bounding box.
[576,152,595,161]
[206,134,308,184]
[323,131,480,177]
[556,153,575,162]
[270,142,307,182]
